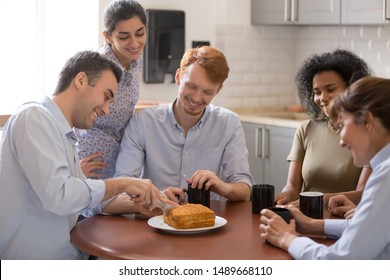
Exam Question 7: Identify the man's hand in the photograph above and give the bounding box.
[162,186,186,204]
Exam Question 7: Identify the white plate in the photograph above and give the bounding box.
[147,215,227,234]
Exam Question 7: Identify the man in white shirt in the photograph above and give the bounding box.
[113,46,254,210]
[0,50,169,259]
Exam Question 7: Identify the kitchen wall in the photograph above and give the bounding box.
[99,0,225,102]
[216,24,390,109]
[99,0,390,109]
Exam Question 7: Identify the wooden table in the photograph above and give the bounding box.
[70,201,334,260]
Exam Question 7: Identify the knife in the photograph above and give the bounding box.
[130,194,177,214]
[156,200,178,216]
[156,200,176,210]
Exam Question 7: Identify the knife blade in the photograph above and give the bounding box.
[156,200,177,216]
[156,200,176,210]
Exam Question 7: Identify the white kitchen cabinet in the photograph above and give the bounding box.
[341,0,390,24]
[251,0,341,25]
[242,121,296,194]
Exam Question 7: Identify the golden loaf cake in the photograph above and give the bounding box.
[164,203,216,229]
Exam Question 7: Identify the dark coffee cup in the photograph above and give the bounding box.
[299,191,323,219]
[267,207,291,223]
[187,183,210,208]
[252,184,275,214]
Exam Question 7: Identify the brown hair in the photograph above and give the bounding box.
[178,46,229,85]
[330,77,390,130]
[54,50,122,95]
[103,0,147,36]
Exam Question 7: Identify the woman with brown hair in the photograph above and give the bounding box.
[75,0,147,179]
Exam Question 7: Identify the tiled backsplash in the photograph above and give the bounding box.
[214,24,390,109]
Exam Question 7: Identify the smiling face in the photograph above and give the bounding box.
[338,111,371,167]
[312,71,346,118]
[104,16,146,68]
[73,70,117,129]
[175,63,221,118]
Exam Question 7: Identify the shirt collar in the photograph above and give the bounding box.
[370,143,390,169]
[168,99,211,129]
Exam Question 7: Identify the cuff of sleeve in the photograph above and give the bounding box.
[100,193,135,215]
[98,196,117,215]
[84,179,105,208]
[324,219,349,239]
[287,236,316,259]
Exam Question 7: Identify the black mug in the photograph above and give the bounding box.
[187,183,210,208]
[252,184,275,214]
[267,207,291,223]
[300,191,323,219]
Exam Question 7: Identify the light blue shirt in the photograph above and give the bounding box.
[115,102,254,198]
[0,96,105,259]
[289,143,390,259]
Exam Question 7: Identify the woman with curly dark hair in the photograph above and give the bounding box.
[275,49,373,213]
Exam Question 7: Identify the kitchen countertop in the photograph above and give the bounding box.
[231,106,309,128]
[3,105,308,133]
[134,100,165,112]
[239,115,306,128]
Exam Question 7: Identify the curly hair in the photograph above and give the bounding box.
[295,49,372,120]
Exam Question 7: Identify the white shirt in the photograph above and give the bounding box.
[0,96,105,259]
[115,102,254,197]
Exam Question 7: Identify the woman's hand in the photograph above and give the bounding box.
[287,199,299,208]
[80,152,106,178]
[328,194,356,218]
[274,192,290,205]
[287,205,326,236]
[344,208,356,219]
[259,208,297,251]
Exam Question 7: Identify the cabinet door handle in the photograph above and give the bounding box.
[284,0,291,22]
[385,0,390,20]
[255,127,262,158]
[291,0,298,22]
[262,127,269,159]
